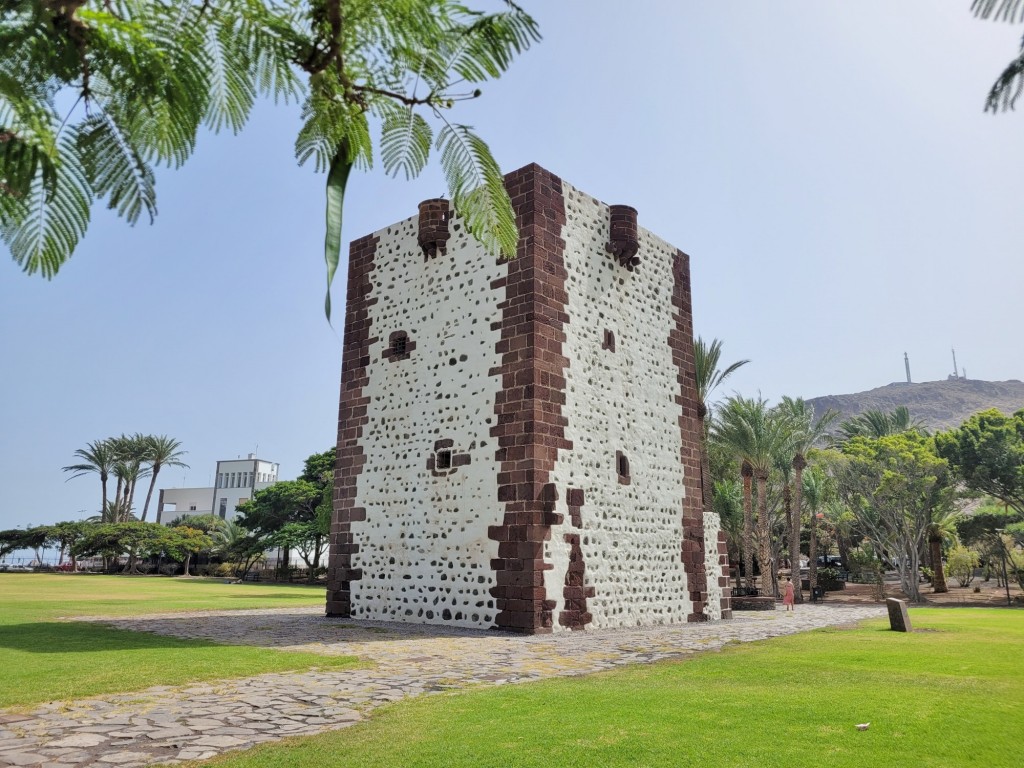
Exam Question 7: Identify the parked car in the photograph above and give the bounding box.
[0,563,32,572]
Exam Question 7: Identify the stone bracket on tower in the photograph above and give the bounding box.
[418,198,451,259]
[606,204,640,271]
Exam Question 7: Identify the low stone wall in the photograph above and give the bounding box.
[730,596,777,611]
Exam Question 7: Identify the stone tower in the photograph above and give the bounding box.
[326,163,730,633]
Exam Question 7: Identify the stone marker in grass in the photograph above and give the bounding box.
[886,598,912,632]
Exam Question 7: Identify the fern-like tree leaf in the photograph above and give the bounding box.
[449,6,541,82]
[77,112,157,225]
[380,105,432,179]
[1,131,91,277]
[202,19,258,133]
[435,122,517,260]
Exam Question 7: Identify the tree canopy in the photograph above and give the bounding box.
[935,409,1024,515]
[0,1,539,316]
[834,432,953,602]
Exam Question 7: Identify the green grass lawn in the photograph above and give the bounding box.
[0,573,358,709]
[185,608,1022,768]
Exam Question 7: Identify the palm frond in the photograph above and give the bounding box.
[972,0,1024,22]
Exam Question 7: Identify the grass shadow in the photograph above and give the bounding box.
[0,621,227,654]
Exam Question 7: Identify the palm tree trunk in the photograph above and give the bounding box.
[114,476,124,516]
[930,532,948,593]
[741,462,755,590]
[791,455,806,603]
[808,513,819,590]
[140,466,159,522]
[101,475,108,519]
[755,468,776,598]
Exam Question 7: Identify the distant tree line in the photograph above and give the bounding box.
[1,442,335,582]
[699,337,1024,604]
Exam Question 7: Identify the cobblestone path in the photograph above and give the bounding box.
[0,604,885,767]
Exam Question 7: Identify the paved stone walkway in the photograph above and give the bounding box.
[0,604,885,767]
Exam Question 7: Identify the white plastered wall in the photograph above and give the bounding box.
[350,214,506,629]
[544,182,694,629]
[703,510,724,620]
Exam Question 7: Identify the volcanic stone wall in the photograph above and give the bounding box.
[326,163,727,631]
[326,206,506,629]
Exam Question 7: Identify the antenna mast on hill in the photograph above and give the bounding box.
[951,348,960,380]
[904,352,912,384]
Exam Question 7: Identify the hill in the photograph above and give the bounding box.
[806,378,1024,433]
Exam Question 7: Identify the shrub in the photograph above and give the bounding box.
[947,545,980,587]
[817,567,846,591]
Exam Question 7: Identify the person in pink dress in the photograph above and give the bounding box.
[782,577,795,611]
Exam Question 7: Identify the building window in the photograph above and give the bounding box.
[384,330,416,362]
[189,504,197,511]
[616,450,631,485]
[218,498,228,518]
[436,449,452,470]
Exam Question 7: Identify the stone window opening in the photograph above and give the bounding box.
[427,439,470,477]
[602,329,616,352]
[616,450,631,485]
[436,449,452,471]
[384,330,416,362]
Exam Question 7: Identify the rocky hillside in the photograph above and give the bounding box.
[806,378,1024,433]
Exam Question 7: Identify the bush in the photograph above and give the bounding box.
[158,563,180,576]
[214,563,236,578]
[947,545,980,587]
[817,567,846,591]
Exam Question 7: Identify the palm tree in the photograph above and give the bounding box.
[694,337,750,421]
[834,406,926,444]
[63,439,116,514]
[776,397,839,602]
[712,478,744,589]
[740,460,755,589]
[694,337,750,516]
[926,506,960,594]
[801,465,830,591]
[139,436,188,522]
[714,395,789,596]
[109,434,151,518]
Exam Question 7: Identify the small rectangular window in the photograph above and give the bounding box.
[436,449,452,470]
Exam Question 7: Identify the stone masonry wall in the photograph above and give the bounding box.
[544,183,696,629]
[327,163,728,630]
[328,209,506,629]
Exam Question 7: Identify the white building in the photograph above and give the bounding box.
[156,454,279,523]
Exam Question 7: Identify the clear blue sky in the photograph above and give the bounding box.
[2,2,1022,530]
